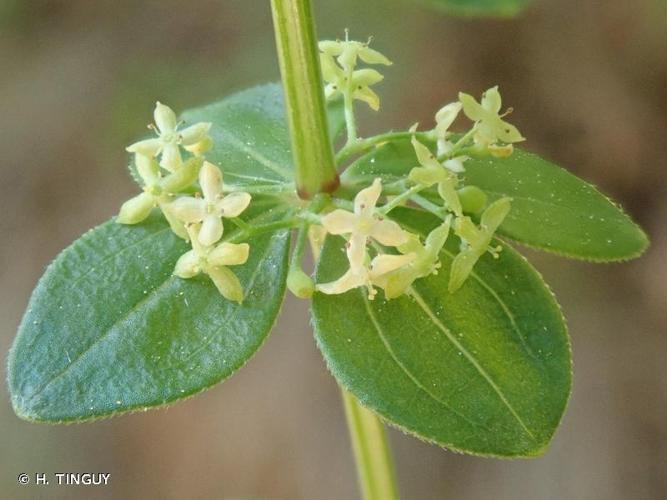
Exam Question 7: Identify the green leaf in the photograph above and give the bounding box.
[312,208,571,457]
[181,84,295,187]
[8,201,291,422]
[423,0,531,17]
[128,83,344,189]
[342,140,649,261]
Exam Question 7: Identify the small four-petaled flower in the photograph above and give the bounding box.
[170,161,251,247]
[127,102,212,172]
[409,135,463,217]
[458,86,524,149]
[316,178,412,298]
[174,223,250,303]
[448,197,511,292]
[319,39,392,111]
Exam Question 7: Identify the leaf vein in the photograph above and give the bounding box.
[361,294,492,433]
[409,288,537,441]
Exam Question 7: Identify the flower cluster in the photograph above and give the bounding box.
[319,36,391,111]
[314,44,523,298]
[116,38,524,304]
[118,103,252,302]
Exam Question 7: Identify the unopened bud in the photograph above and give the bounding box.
[287,268,315,299]
[457,186,488,214]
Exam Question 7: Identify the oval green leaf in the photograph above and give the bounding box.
[342,139,648,261]
[9,205,290,422]
[312,208,571,457]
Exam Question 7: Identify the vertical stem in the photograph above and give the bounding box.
[270,2,399,497]
[270,0,339,199]
[343,91,358,144]
[342,390,400,500]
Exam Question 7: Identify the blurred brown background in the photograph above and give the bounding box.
[1,0,666,498]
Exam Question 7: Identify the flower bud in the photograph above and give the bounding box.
[161,157,202,193]
[287,268,315,299]
[457,186,488,214]
[117,193,154,224]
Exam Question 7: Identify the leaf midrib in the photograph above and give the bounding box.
[397,220,539,363]
[408,287,537,441]
[222,133,292,181]
[361,295,493,433]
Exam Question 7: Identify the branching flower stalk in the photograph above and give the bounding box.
[115,4,525,496]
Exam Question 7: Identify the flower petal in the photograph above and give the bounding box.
[359,46,392,66]
[169,197,206,223]
[411,137,441,170]
[117,193,154,224]
[316,268,366,295]
[160,142,183,172]
[208,242,249,267]
[481,86,502,114]
[353,86,380,111]
[434,102,462,138]
[409,166,444,187]
[496,120,525,144]
[199,161,223,201]
[347,232,368,272]
[425,219,451,255]
[369,253,415,278]
[318,40,344,56]
[351,68,384,87]
[458,92,486,122]
[135,154,160,186]
[324,83,341,100]
[454,217,481,248]
[174,250,200,278]
[354,178,382,215]
[381,268,417,300]
[208,266,244,303]
[126,138,162,157]
[160,157,201,193]
[154,101,177,134]
[437,179,462,217]
[161,203,189,240]
[199,214,224,246]
[320,53,342,82]
[369,219,409,247]
[321,209,357,234]
[218,192,251,218]
[443,156,467,173]
[480,197,511,233]
[448,249,480,293]
[180,122,212,146]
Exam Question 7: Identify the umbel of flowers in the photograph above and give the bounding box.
[116,36,524,303]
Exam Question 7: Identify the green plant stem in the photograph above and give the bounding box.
[379,184,424,215]
[412,194,447,218]
[271,2,400,496]
[342,389,400,500]
[270,0,339,199]
[343,88,358,145]
[227,216,299,243]
[336,130,431,164]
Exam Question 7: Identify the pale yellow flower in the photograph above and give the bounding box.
[409,136,462,216]
[316,178,412,298]
[449,197,511,292]
[458,86,524,146]
[170,162,251,247]
[321,178,408,272]
[127,102,211,172]
[117,154,200,238]
[174,223,249,303]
